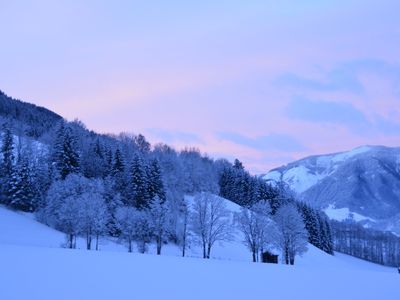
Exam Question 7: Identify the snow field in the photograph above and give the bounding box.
[0,204,398,300]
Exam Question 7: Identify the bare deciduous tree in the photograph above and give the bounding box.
[273,203,308,265]
[191,192,232,259]
[147,196,169,255]
[236,201,273,262]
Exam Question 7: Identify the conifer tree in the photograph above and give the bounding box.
[0,125,14,204]
[110,148,126,201]
[104,148,113,177]
[111,149,124,176]
[128,154,149,209]
[1,125,14,176]
[53,123,80,179]
[233,158,244,170]
[147,159,165,202]
[82,138,106,178]
[9,159,35,211]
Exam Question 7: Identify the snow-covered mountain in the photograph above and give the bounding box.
[264,145,400,234]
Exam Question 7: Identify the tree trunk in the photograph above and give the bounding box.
[207,243,212,259]
[68,234,74,249]
[95,234,99,251]
[86,232,92,250]
[182,222,187,257]
[128,237,132,253]
[182,233,186,257]
[203,243,206,259]
[138,241,146,253]
[157,237,162,255]
[285,247,289,265]
[252,250,256,263]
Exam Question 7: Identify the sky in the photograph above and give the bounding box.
[1,0,400,174]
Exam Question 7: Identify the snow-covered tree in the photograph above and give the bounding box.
[57,195,82,248]
[78,192,110,250]
[52,123,80,180]
[110,148,126,201]
[9,159,36,211]
[39,174,108,248]
[0,124,14,204]
[273,204,308,265]
[0,124,14,175]
[236,201,273,262]
[134,134,151,153]
[115,206,137,252]
[111,149,125,176]
[132,210,153,253]
[147,196,169,255]
[146,159,165,202]
[103,176,123,236]
[81,138,107,178]
[177,199,190,257]
[191,193,232,259]
[127,154,149,209]
[116,206,153,253]
[180,148,219,195]
[297,202,333,255]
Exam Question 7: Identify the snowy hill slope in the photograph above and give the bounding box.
[0,206,63,248]
[0,204,398,300]
[0,199,250,261]
[1,245,398,300]
[264,145,400,234]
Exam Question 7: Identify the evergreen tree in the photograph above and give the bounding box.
[104,148,113,177]
[53,123,80,179]
[0,125,14,204]
[233,158,244,170]
[82,138,106,178]
[9,159,35,211]
[324,219,334,254]
[297,202,334,255]
[147,159,165,202]
[219,167,233,200]
[128,155,149,209]
[111,149,124,176]
[110,148,126,202]
[1,125,14,177]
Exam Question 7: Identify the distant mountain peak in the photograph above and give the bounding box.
[264,145,400,234]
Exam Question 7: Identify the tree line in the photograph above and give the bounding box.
[330,219,400,267]
[219,160,334,255]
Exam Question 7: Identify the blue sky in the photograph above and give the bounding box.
[1,0,400,173]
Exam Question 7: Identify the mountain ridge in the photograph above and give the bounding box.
[264,145,400,234]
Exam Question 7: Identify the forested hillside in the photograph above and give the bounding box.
[0,90,62,138]
[0,91,332,262]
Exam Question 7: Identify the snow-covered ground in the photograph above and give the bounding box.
[0,205,398,300]
[324,204,376,223]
